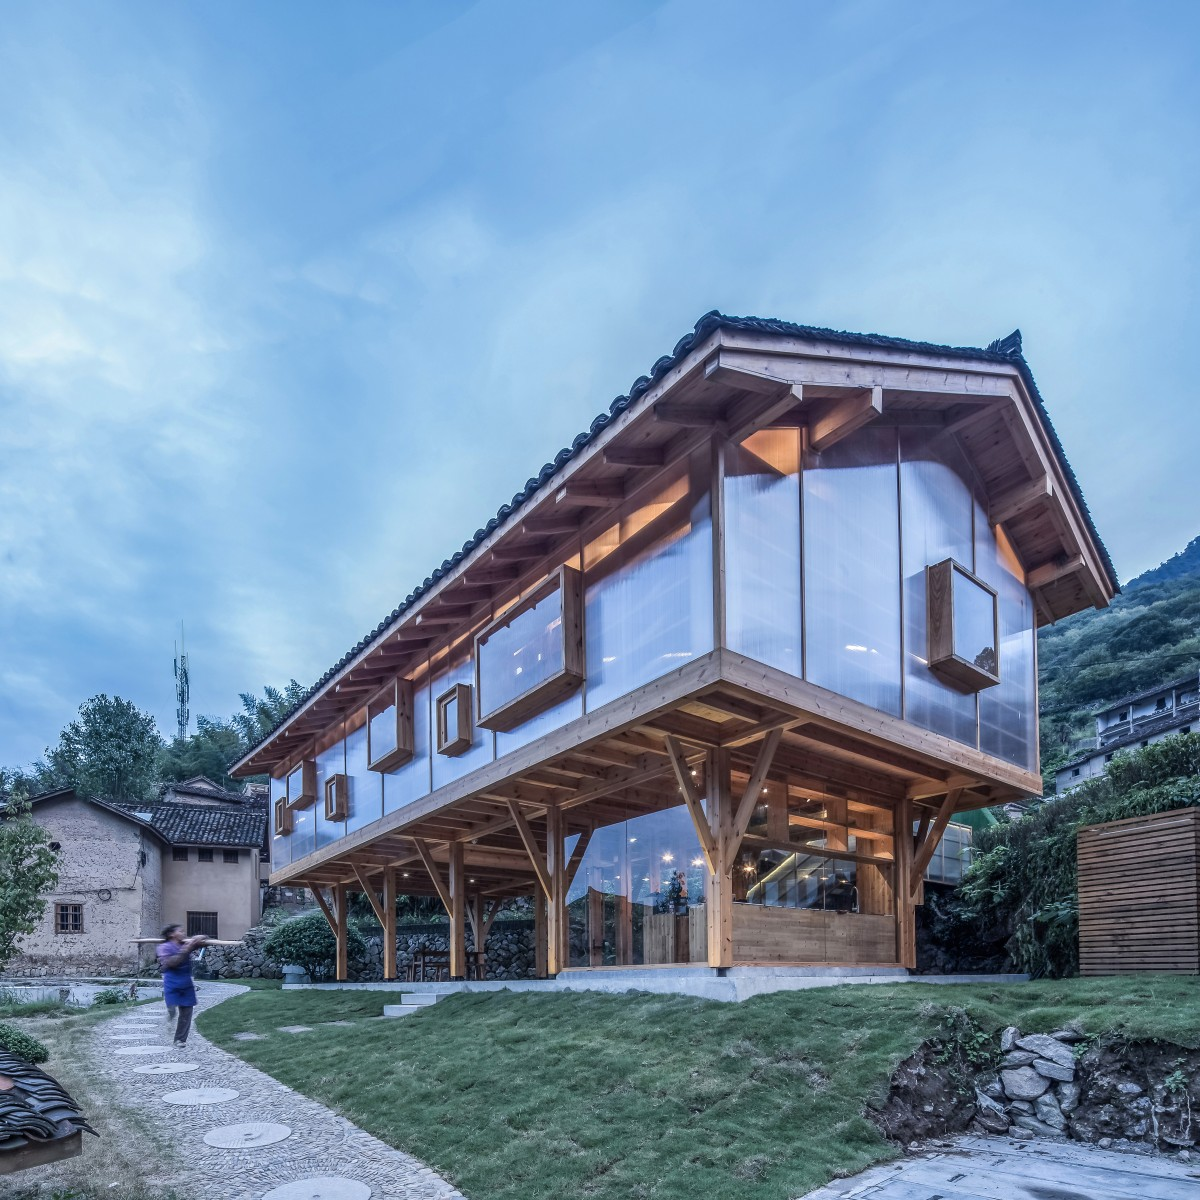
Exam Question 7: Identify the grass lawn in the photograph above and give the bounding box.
[197,975,1200,1200]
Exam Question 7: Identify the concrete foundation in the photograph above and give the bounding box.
[284,965,1028,1004]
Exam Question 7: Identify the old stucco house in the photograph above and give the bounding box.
[9,776,268,977]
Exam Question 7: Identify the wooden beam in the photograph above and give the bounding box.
[809,386,883,452]
[604,446,666,468]
[490,539,550,561]
[725,384,806,444]
[334,882,348,982]
[546,805,567,975]
[412,838,454,913]
[564,827,594,891]
[523,513,582,535]
[1026,555,1086,590]
[505,801,553,900]
[729,728,782,858]
[706,747,734,968]
[556,479,624,505]
[448,839,466,979]
[991,475,1052,525]
[351,864,388,927]
[704,349,793,395]
[910,789,962,895]
[664,735,718,874]
[383,867,397,980]
[655,399,725,426]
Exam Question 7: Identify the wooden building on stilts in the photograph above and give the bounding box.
[231,313,1116,983]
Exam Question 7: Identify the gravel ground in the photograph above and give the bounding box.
[88,983,466,1200]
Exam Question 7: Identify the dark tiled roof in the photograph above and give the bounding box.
[161,777,258,806]
[1061,707,1199,771]
[1093,672,1199,716]
[0,1050,96,1152]
[239,310,1119,765]
[115,802,266,849]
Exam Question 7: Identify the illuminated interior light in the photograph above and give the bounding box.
[691,857,704,868]
[628,837,637,844]
[602,656,617,664]
[845,644,868,652]
[661,852,674,864]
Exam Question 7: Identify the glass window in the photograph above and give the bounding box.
[899,429,978,743]
[197,848,213,863]
[432,647,494,792]
[476,569,582,731]
[223,849,239,864]
[567,803,707,967]
[584,466,713,713]
[55,903,83,934]
[367,679,414,772]
[172,847,188,862]
[803,427,902,715]
[383,676,432,814]
[186,911,218,938]
[725,428,802,677]
[314,732,346,851]
[286,760,315,809]
[952,567,998,676]
[270,774,291,867]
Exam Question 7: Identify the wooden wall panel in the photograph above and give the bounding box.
[1077,807,1200,976]
[731,904,897,965]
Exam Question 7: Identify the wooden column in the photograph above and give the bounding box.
[707,748,734,969]
[546,805,566,975]
[533,891,548,978]
[383,869,397,980]
[334,882,348,982]
[448,839,466,980]
[894,798,916,969]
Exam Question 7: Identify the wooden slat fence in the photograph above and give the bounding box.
[1077,806,1200,975]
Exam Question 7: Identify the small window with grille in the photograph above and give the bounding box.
[223,849,239,864]
[55,903,83,934]
[186,911,218,938]
[172,847,188,862]
[197,848,214,863]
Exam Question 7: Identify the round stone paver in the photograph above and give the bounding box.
[263,1177,372,1200]
[114,1044,173,1056]
[132,1061,199,1075]
[204,1121,292,1148]
[162,1086,239,1106]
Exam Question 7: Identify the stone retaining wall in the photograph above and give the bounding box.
[198,918,537,981]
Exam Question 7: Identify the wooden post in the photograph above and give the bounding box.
[448,839,466,980]
[533,890,548,978]
[894,798,916,969]
[546,805,566,975]
[383,869,397,981]
[334,882,348,982]
[706,748,734,969]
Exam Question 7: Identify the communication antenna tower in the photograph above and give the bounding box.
[173,623,190,741]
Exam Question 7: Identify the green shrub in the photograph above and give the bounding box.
[91,986,130,1005]
[0,1020,49,1063]
[263,911,366,981]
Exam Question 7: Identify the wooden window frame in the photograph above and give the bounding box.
[435,682,473,756]
[366,677,415,773]
[925,558,1000,693]
[54,903,83,935]
[274,797,293,836]
[286,759,317,810]
[324,772,349,821]
[474,564,584,733]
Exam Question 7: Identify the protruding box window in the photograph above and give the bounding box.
[324,772,349,821]
[475,565,583,732]
[436,683,473,756]
[367,678,415,773]
[274,796,293,836]
[286,759,316,809]
[926,559,1000,693]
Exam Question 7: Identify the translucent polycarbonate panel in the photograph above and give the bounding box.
[975,503,1038,770]
[368,698,397,767]
[584,491,713,712]
[953,567,998,675]
[803,427,902,716]
[567,803,706,967]
[286,764,307,806]
[289,796,314,861]
[495,690,583,758]
[477,587,566,723]
[269,774,290,868]
[432,656,493,790]
[314,735,346,850]
[724,429,803,676]
[383,680,431,814]
[344,720,381,834]
[899,429,978,744]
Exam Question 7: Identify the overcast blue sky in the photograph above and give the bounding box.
[2,0,1198,766]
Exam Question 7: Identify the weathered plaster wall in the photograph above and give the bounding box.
[161,849,261,940]
[9,797,159,977]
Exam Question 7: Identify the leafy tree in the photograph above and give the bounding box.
[263,910,366,981]
[0,799,59,972]
[39,695,163,801]
[231,682,308,749]
[157,717,246,791]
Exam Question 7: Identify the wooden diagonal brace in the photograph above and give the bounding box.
[564,828,594,891]
[309,884,337,936]
[665,736,717,874]
[729,727,782,860]
[351,864,389,927]
[506,800,553,900]
[910,789,962,896]
[412,838,454,913]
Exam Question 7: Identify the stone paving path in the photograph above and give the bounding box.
[92,982,465,1200]
[803,1133,1200,1200]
